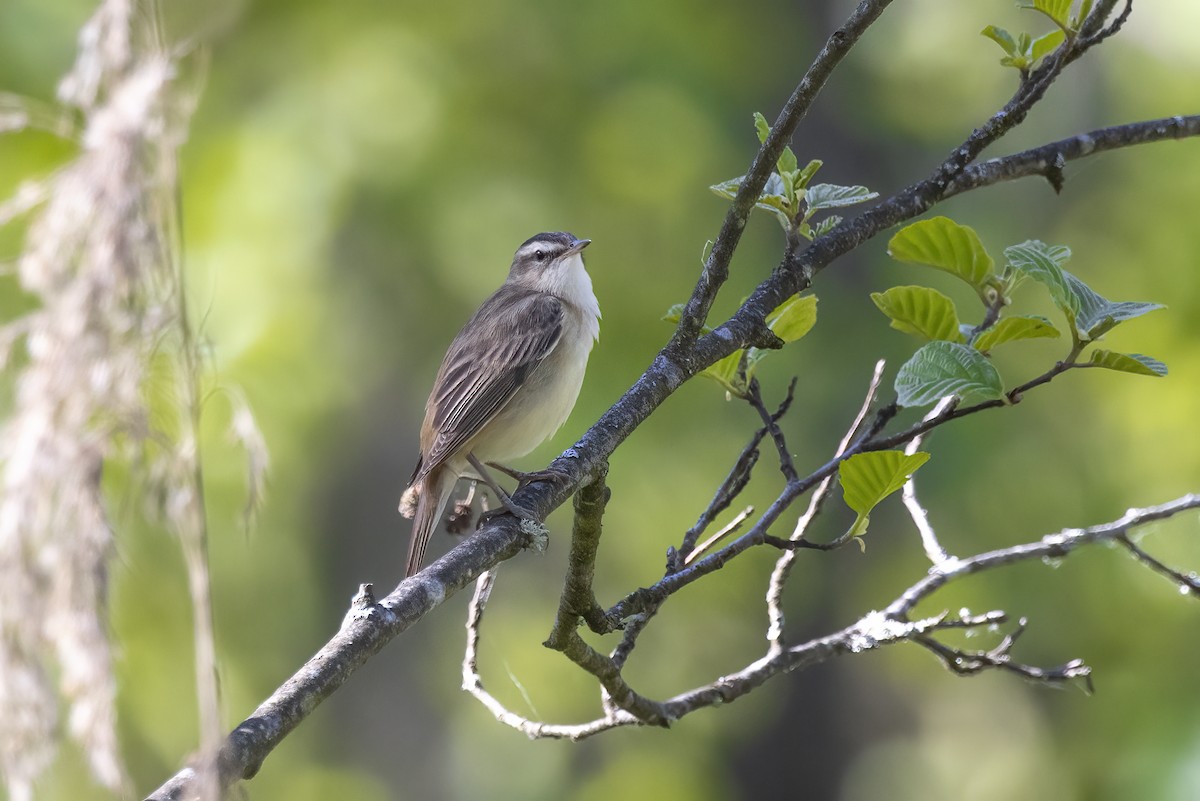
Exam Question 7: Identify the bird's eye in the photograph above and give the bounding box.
[534,250,546,262]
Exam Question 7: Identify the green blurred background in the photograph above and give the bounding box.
[2,0,1199,798]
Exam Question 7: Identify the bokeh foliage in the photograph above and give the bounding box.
[2,0,1199,799]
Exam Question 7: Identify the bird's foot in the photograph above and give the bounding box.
[476,498,540,528]
[486,462,571,490]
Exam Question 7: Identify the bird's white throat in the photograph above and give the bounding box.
[550,253,601,341]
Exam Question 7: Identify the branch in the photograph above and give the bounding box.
[600,352,1086,621]
[545,466,614,639]
[671,0,896,344]
[945,115,1200,198]
[689,8,1193,379]
[767,360,885,647]
[146,519,538,800]
[676,447,758,565]
[462,569,639,739]
[746,378,799,483]
[1115,534,1200,595]
[901,396,956,566]
[885,494,1200,618]
[678,379,796,566]
[912,617,1093,692]
[864,355,1082,452]
[457,495,1197,740]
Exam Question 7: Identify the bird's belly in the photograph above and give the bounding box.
[468,335,592,465]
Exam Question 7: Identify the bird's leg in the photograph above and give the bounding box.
[486,461,571,489]
[467,453,539,524]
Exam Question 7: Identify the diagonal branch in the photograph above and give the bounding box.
[671,0,897,344]
[146,518,539,800]
[1116,534,1200,595]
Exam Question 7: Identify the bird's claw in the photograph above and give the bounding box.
[486,462,571,490]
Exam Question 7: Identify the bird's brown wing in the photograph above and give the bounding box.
[416,287,564,478]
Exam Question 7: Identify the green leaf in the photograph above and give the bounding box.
[701,350,747,397]
[812,215,842,237]
[973,315,1060,351]
[1005,243,1164,340]
[711,173,789,211]
[1022,0,1074,29]
[744,346,770,383]
[895,341,1006,407]
[779,169,796,206]
[755,173,792,212]
[753,111,771,144]
[805,183,879,212]
[710,173,792,229]
[1073,0,1095,27]
[796,159,823,189]
[709,176,743,201]
[888,217,996,295]
[870,286,963,342]
[767,294,818,343]
[1088,349,1168,377]
[1004,240,1073,309]
[1030,29,1066,61]
[777,146,798,176]
[840,450,931,537]
[983,24,1065,70]
[981,25,1020,55]
[1064,271,1164,340]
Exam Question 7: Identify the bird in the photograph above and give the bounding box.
[399,232,601,577]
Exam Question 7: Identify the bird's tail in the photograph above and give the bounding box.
[405,468,454,577]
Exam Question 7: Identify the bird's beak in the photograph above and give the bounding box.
[567,238,591,256]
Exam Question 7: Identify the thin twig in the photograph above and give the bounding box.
[685,506,755,565]
[886,494,1200,618]
[767,360,885,646]
[945,115,1200,198]
[1116,534,1200,595]
[676,446,759,566]
[669,0,898,345]
[746,378,799,482]
[686,0,1138,386]
[912,628,1093,691]
[902,396,956,566]
[677,379,795,563]
[462,569,640,739]
[602,348,1089,626]
[864,357,1081,453]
